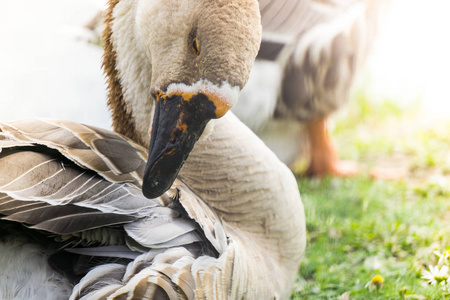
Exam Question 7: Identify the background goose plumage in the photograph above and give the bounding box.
[233,0,390,176]
[0,0,306,299]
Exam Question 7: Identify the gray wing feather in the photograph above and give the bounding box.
[125,216,199,247]
[260,0,333,37]
[1,119,225,299]
[69,264,127,300]
[3,205,93,224]
[30,212,137,235]
[0,201,47,215]
[0,120,162,239]
[0,119,147,186]
[177,183,228,255]
[66,245,140,259]
[73,248,197,300]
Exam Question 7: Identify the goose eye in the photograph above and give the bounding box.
[192,38,200,56]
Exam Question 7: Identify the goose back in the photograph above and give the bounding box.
[0,117,306,299]
[235,0,389,131]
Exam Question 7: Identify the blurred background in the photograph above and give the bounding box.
[362,0,450,119]
[0,0,109,128]
[0,0,449,125]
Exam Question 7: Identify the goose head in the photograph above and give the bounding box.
[105,0,261,198]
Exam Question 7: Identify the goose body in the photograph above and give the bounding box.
[0,117,305,299]
[233,0,389,172]
[0,0,306,299]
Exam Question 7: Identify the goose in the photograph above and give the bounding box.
[232,0,390,176]
[0,0,306,299]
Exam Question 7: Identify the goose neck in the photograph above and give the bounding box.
[178,113,306,277]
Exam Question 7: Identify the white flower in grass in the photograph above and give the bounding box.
[434,250,450,266]
[422,265,449,285]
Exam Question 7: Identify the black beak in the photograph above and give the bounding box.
[142,92,218,198]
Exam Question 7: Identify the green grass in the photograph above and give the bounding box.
[290,90,450,299]
[292,177,450,299]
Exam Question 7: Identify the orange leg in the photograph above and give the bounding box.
[304,117,358,177]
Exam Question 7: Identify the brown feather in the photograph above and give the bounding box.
[102,0,144,146]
